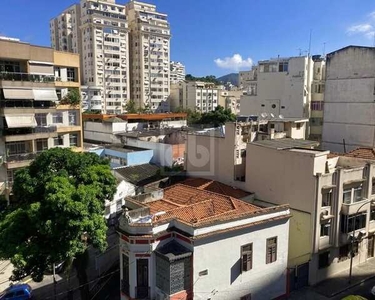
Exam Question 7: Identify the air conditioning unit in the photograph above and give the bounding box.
[320,209,331,220]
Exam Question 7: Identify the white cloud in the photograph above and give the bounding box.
[347,23,373,34]
[369,11,375,19]
[214,54,253,71]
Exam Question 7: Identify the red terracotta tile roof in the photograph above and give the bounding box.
[144,183,259,226]
[181,178,251,199]
[344,148,375,160]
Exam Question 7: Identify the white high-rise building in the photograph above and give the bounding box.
[170,61,185,84]
[51,0,130,114]
[126,1,171,112]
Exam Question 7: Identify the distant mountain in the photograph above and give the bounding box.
[217,73,239,86]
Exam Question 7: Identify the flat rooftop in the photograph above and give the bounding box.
[251,138,319,150]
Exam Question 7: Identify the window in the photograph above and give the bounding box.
[354,186,363,203]
[54,135,64,146]
[69,134,78,147]
[68,111,77,125]
[266,237,277,264]
[340,213,367,233]
[314,83,325,94]
[6,142,28,155]
[52,113,63,124]
[296,123,301,130]
[343,187,352,204]
[343,184,364,204]
[35,113,47,126]
[67,68,76,81]
[371,209,375,221]
[122,254,129,294]
[322,190,332,207]
[278,62,288,72]
[318,251,330,269]
[36,139,48,152]
[241,243,253,272]
[339,244,350,261]
[320,222,331,237]
[372,178,375,195]
[311,101,324,111]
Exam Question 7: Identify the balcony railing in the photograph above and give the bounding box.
[3,126,57,136]
[7,152,37,162]
[121,280,130,296]
[135,286,150,299]
[0,72,55,83]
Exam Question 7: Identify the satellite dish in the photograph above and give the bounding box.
[278,114,284,119]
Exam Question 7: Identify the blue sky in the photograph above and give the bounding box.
[1,0,375,76]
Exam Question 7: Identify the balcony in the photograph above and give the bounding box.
[0,72,55,83]
[135,286,150,299]
[3,126,57,142]
[5,152,37,169]
[342,199,370,215]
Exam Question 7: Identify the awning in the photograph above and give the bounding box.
[33,89,58,101]
[5,115,37,128]
[2,88,34,100]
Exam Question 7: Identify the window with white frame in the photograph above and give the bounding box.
[320,221,331,237]
[68,111,77,125]
[52,112,63,124]
[69,134,78,147]
[322,189,333,207]
[53,135,64,146]
[343,184,364,204]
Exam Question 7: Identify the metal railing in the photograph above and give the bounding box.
[3,125,57,136]
[0,72,55,82]
[7,152,37,162]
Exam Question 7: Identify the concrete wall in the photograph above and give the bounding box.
[105,180,135,219]
[193,219,289,300]
[322,46,375,151]
[244,144,322,213]
[240,57,311,119]
[124,139,173,167]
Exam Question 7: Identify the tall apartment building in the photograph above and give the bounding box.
[0,37,83,201]
[169,81,220,113]
[322,46,375,152]
[50,0,130,114]
[170,61,185,84]
[126,1,171,112]
[238,67,257,92]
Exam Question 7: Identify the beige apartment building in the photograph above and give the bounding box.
[51,0,130,114]
[126,1,171,112]
[0,37,83,201]
[170,61,185,84]
[170,81,220,113]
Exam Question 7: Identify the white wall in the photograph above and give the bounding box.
[322,46,375,151]
[105,180,135,219]
[193,219,289,300]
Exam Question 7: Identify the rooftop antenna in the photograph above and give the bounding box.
[308,29,312,57]
[297,48,302,56]
[323,42,326,57]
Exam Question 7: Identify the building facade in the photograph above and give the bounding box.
[240,56,313,120]
[169,81,220,113]
[309,55,326,141]
[322,46,375,152]
[118,182,291,300]
[126,1,171,112]
[170,61,185,84]
[0,38,83,201]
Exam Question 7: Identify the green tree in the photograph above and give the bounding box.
[60,88,81,106]
[0,148,116,300]
[200,105,236,126]
[124,99,137,113]
[173,106,202,125]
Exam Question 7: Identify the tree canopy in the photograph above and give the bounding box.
[175,105,235,126]
[60,88,81,106]
[0,148,117,284]
[185,74,221,85]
